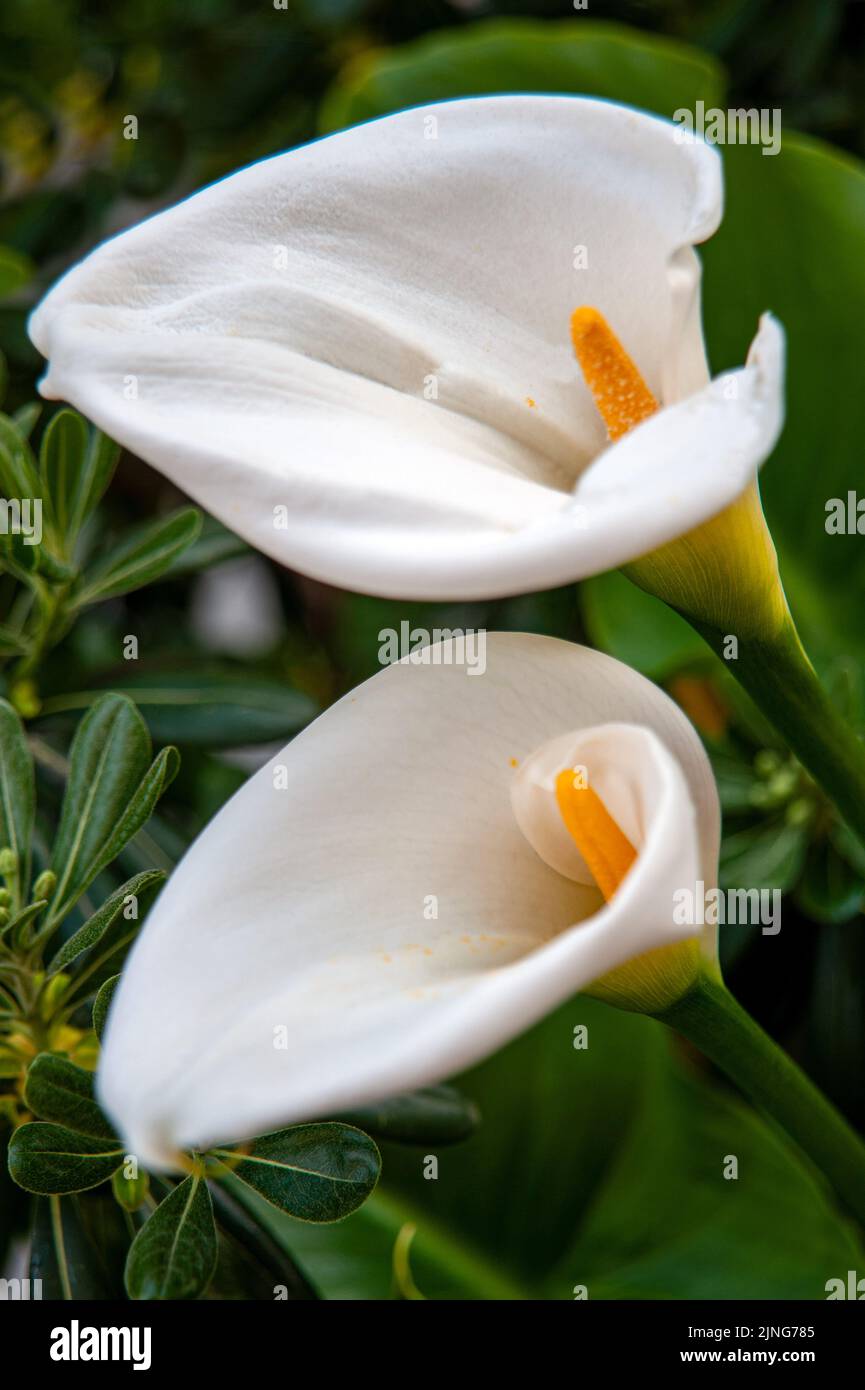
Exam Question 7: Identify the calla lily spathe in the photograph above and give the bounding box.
[97,633,720,1170]
[30,96,783,601]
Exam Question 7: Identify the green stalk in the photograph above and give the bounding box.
[626,482,865,849]
[655,973,865,1226]
[694,614,865,848]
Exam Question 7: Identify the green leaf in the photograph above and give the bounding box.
[160,514,248,577]
[8,1122,124,1195]
[0,899,46,951]
[270,1000,863,1299]
[112,1165,150,1212]
[53,670,317,747]
[208,1182,317,1301]
[321,17,724,133]
[719,819,809,893]
[74,507,203,607]
[92,975,121,1042]
[0,412,44,507]
[710,752,761,815]
[0,245,34,297]
[0,696,35,902]
[12,402,42,440]
[701,134,865,665]
[125,1175,218,1300]
[38,408,89,547]
[212,1124,380,1223]
[30,1194,128,1299]
[49,869,166,973]
[71,427,120,536]
[48,694,177,920]
[581,571,709,681]
[24,1054,115,1139]
[336,1086,480,1147]
[795,840,864,925]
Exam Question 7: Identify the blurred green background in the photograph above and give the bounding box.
[2,0,865,1297]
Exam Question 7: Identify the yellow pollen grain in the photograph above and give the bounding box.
[525,396,537,408]
[509,757,519,768]
[554,769,637,902]
[570,306,659,442]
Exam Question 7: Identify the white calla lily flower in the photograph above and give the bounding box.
[30,96,783,601]
[97,633,719,1170]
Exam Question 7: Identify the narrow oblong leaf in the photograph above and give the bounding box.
[24,1054,115,1139]
[40,671,316,747]
[93,975,121,1042]
[8,1122,124,1194]
[0,900,47,951]
[74,507,202,606]
[39,408,88,543]
[0,414,45,510]
[49,869,166,973]
[11,402,42,440]
[125,1175,218,1300]
[162,515,248,577]
[70,425,120,538]
[0,696,35,902]
[91,747,180,894]
[49,694,152,919]
[336,1085,480,1147]
[212,1124,381,1223]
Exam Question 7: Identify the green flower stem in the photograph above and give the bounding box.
[656,973,865,1226]
[694,613,865,848]
[625,484,865,849]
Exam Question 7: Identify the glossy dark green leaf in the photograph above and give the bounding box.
[60,670,318,747]
[320,17,724,133]
[49,869,166,973]
[581,572,708,681]
[30,1194,128,1299]
[336,1086,480,1147]
[8,1122,123,1194]
[92,975,121,1042]
[24,1054,115,1139]
[38,408,88,547]
[212,1124,380,1223]
[208,1183,317,1301]
[74,507,203,607]
[701,136,865,664]
[125,1175,218,1300]
[48,694,177,920]
[276,1000,864,1299]
[0,696,34,902]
